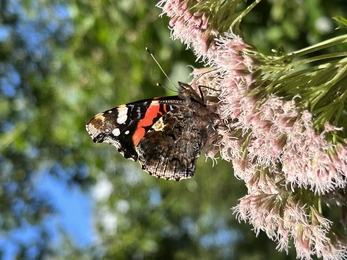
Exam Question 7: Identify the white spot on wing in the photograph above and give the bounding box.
[117,106,128,124]
[124,130,130,135]
[112,128,120,136]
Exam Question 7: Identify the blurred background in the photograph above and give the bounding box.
[0,0,346,259]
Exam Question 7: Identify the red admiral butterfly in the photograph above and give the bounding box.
[86,82,217,181]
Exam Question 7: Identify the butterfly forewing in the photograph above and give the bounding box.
[86,97,182,160]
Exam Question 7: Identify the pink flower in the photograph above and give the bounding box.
[157,0,347,259]
[157,0,218,56]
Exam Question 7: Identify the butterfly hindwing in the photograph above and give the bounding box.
[137,100,211,180]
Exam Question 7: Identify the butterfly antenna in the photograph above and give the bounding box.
[146,47,177,91]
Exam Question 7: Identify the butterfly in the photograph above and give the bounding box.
[86,82,218,181]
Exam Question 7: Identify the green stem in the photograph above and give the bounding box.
[288,52,347,69]
[323,59,347,86]
[231,0,262,29]
[284,35,347,59]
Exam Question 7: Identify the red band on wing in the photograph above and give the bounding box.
[132,103,167,146]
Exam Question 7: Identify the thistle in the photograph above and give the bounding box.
[157,0,347,259]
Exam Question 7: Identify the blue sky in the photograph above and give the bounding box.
[0,172,95,260]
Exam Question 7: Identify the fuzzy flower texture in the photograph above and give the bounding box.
[157,0,347,259]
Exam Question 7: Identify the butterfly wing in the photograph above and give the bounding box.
[86,97,180,160]
[136,100,213,180]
